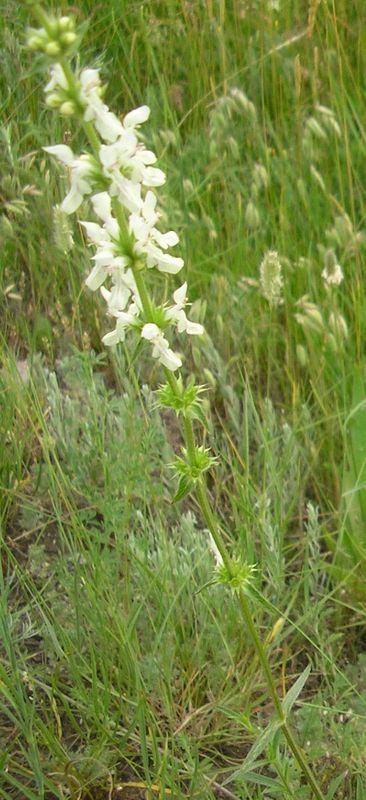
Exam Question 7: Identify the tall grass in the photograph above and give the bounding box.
[1,1,366,797]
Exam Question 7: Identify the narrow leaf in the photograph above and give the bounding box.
[282,663,311,716]
[173,475,194,503]
[224,718,281,783]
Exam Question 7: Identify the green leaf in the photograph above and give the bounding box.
[282,664,311,716]
[224,718,282,783]
[188,402,210,431]
[173,475,194,503]
[325,772,348,800]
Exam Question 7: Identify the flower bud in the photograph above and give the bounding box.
[27,34,44,50]
[45,93,61,108]
[45,41,61,56]
[59,16,74,31]
[60,101,76,116]
[61,31,77,45]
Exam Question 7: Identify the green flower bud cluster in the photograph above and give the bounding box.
[158,379,208,428]
[27,14,78,58]
[217,559,257,592]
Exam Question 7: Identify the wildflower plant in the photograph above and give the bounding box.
[25,4,327,798]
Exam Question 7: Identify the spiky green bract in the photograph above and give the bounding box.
[158,378,208,428]
[172,446,217,502]
[217,559,257,593]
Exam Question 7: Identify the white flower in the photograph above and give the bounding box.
[102,303,140,346]
[44,63,68,94]
[81,193,131,289]
[100,268,137,313]
[43,145,95,213]
[80,218,128,290]
[99,134,165,206]
[80,68,125,143]
[141,323,182,371]
[165,283,204,335]
[129,191,184,274]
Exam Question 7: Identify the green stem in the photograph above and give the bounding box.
[161,347,325,799]
[131,264,155,322]
[32,4,54,36]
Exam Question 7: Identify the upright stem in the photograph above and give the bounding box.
[162,327,325,798]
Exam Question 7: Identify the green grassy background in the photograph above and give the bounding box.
[1,0,366,797]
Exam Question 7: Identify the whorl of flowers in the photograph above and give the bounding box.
[30,14,203,371]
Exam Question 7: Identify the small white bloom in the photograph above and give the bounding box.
[165,283,204,335]
[141,323,182,371]
[129,192,184,274]
[123,105,150,127]
[80,203,131,290]
[100,268,137,313]
[102,303,140,346]
[80,68,125,143]
[43,144,74,165]
[99,134,165,200]
[44,63,68,94]
[44,146,95,213]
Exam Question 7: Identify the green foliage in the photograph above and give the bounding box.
[2,0,366,796]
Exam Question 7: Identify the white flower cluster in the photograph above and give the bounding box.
[44,64,203,370]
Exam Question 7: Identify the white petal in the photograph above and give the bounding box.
[61,187,83,214]
[141,323,160,341]
[142,167,166,187]
[123,105,150,127]
[130,215,149,243]
[114,177,142,213]
[159,348,182,371]
[85,264,107,290]
[108,282,131,312]
[80,221,108,244]
[99,143,120,169]
[143,191,158,223]
[138,149,157,165]
[91,249,115,266]
[45,64,67,92]
[43,145,74,165]
[154,229,179,249]
[100,286,111,303]
[91,192,112,222]
[94,110,125,143]
[102,327,124,346]
[154,253,184,274]
[80,68,100,89]
[173,283,187,306]
[185,321,204,335]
